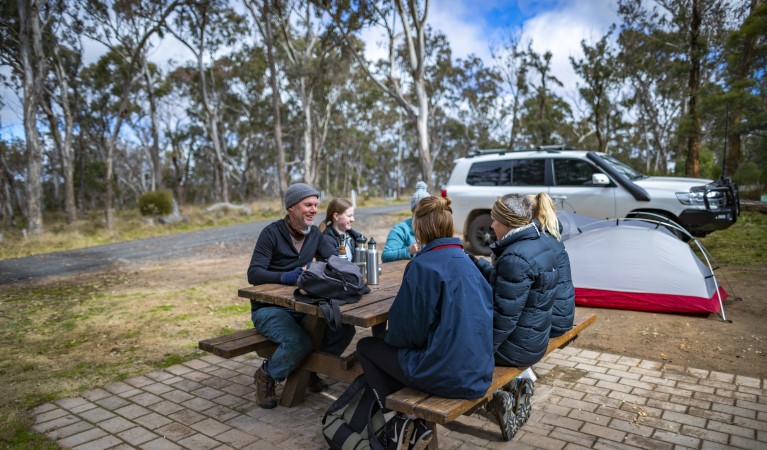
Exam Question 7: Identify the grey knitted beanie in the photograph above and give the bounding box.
[410,181,430,211]
[284,183,320,209]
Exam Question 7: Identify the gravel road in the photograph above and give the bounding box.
[0,204,408,285]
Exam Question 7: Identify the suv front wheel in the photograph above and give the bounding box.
[467,213,496,256]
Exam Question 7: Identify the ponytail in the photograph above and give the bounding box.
[531,193,560,240]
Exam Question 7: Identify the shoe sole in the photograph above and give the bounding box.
[393,420,414,450]
[409,430,433,450]
[491,390,518,441]
[513,379,534,426]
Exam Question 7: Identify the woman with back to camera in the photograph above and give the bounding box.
[527,193,575,338]
[319,198,365,262]
[470,193,559,440]
[356,196,494,450]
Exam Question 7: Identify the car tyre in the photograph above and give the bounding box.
[467,213,495,256]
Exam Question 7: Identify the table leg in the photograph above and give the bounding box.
[279,315,326,407]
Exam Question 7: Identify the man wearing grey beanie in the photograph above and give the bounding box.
[246,183,355,409]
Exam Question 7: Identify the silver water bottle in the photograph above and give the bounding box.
[354,237,367,278]
[366,238,379,285]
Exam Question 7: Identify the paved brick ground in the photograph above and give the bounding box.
[33,346,767,449]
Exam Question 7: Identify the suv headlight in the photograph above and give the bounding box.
[676,187,726,210]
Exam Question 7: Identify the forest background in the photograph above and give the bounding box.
[0,0,765,240]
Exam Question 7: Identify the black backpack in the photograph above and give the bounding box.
[322,375,385,450]
[294,255,371,330]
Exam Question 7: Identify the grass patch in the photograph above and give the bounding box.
[696,211,767,265]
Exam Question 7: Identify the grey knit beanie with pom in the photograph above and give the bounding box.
[410,181,430,211]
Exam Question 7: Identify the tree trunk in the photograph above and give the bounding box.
[143,58,163,191]
[18,0,45,235]
[684,0,702,177]
[247,0,288,196]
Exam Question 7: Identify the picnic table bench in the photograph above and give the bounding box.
[386,311,596,448]
[197,260,596,447]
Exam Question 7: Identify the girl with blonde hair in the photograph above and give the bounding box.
[527,193,575,338]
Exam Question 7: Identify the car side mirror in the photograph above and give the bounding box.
[592,173,610,185]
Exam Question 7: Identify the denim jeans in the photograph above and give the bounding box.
[252,306,355,381]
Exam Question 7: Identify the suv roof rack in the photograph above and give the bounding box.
[534,144,566,151]
[466,149,509,158]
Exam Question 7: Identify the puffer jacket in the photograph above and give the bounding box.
[385,237,494,399]
[538,227,575,337]
[476,223,558,367]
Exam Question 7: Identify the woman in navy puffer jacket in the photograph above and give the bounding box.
[474,193,559,367]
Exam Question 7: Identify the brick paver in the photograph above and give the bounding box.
[32,347,766,449]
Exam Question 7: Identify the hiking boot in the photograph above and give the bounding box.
[408,419,433,450]
[254,366,277,409]
[512,378,535,426]
[308,372,328,393]
[383,414,413,450]
[491,390,518,441]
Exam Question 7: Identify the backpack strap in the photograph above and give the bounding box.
[293,289,343,331]
[318,299,343,331]
[323,374,367,420]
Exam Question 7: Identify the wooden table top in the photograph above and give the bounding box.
[238,259,409,328]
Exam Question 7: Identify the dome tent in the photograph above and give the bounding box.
[558,211,728,320]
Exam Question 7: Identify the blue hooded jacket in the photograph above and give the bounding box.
[476,224,558,367]
[384,237,494,399]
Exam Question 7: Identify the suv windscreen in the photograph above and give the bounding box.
[466,159,545,186]
[599,154,645,180]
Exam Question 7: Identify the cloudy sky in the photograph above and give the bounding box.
[0,0,620,139]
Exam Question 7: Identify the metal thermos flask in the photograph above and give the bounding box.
[366,238,379,285]
[354,237,367,277]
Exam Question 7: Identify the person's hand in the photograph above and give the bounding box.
[280,267,303,285]
[409,242,420,256]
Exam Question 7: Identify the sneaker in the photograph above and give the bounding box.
[408,419,433,450]
[384,415,413,450]
[491,390,518,441]
[254,366,277,409]
[308,372,328,393]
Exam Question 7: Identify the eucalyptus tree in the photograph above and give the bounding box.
[77,0,183,229]
[617,0,687,173]
[321,0,437,191]
[268,0,357,189]
[707,0,766,178]
[244,0,289,196]
[518,45,571,147]
[167,0,247,204]
[41,12,82,224]
[569,27,623,153]
[0,0,49,234]
[490,30,529,149]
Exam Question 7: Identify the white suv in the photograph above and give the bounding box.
[441,148,740,255]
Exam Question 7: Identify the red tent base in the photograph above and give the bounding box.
[575,287,727,315]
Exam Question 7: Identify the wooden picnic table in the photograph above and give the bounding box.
[236,259,409,407]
